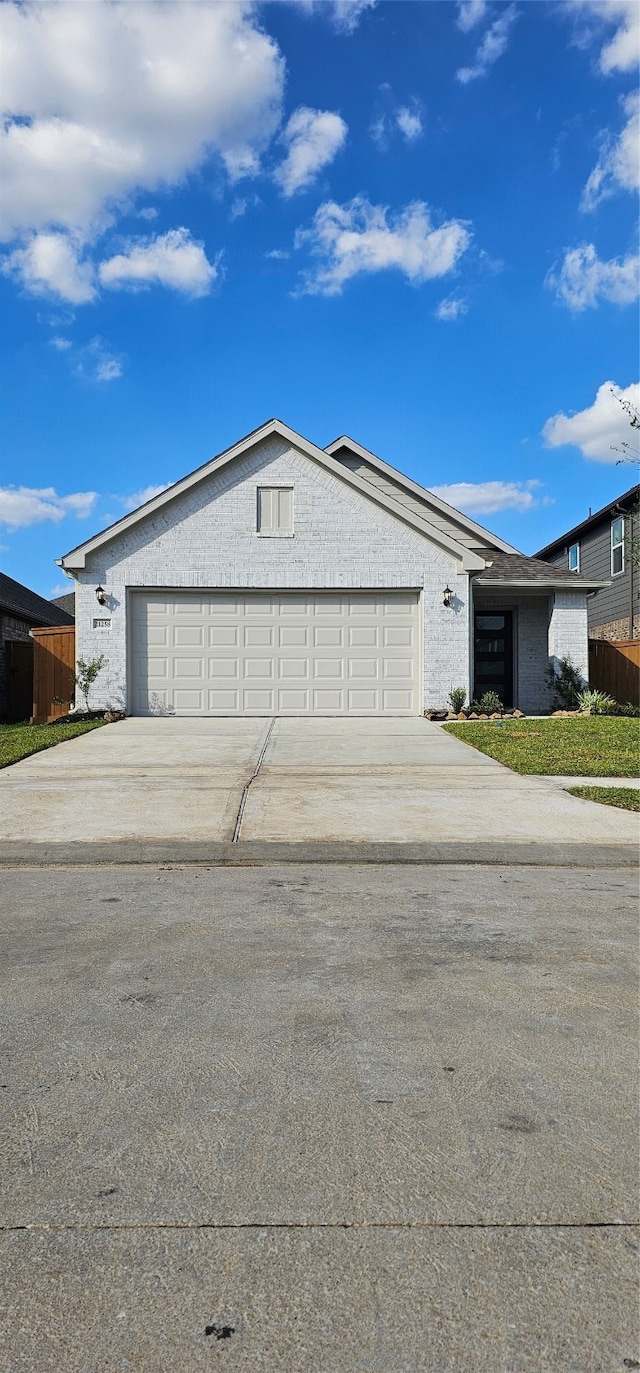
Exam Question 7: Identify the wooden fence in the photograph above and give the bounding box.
[588,638,640,706]
[31,626,75,723]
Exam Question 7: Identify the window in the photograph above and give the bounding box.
[611,516,624,575]
[568,542,579,572]
[257,487,294,536]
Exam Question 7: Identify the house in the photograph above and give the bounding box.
[0,572,75,722]
[57,419,607,717]
[535,484,639,643]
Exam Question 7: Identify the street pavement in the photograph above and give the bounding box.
[1,862,638,1371]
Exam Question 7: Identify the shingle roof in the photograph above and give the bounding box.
[473,552,607,587]
[0,572,75,626]
[50,591,75,618]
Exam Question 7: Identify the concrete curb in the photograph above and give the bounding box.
[0,840,637,867]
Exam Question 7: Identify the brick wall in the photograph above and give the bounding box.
[74,436,471,712]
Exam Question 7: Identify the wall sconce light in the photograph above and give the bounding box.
[95,585,106,605]
[443,585,453,608]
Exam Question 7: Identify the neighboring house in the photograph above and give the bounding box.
[536,484,639,642]
[50,590,75,619]
[57,419,607,717]
[0,572,75,722]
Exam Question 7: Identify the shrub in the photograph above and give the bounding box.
[448,686,467,713]
[477,690,503,714]
[545,655,583,710]
[576,688,616,715]
[599,701,640,718]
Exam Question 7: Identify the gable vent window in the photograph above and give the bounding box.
[611,515,624,575]
[257,486,294,536]
[568,542,580,572]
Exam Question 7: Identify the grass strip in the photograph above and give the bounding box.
[565,785,640,812]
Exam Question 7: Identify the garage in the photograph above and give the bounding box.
[130,590,420,716]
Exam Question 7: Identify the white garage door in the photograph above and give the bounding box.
[130,591,420,716]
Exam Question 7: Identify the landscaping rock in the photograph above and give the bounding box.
[457,712,467,720]
[479,713,489,720]
[513,710,525,718]
[490,712,502,719]
[446,712,457,721]
[468,712,479,720]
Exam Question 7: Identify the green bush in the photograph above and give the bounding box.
[448,686,467,713]
[545,654,583,710]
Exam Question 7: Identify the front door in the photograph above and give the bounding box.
[473,611,514,708]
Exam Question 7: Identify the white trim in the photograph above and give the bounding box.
[611,515,625,576]
[325,434,520,556]
[59,419,486,573]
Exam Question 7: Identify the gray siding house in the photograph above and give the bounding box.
[58,419,607,717]
[536,484,639,642]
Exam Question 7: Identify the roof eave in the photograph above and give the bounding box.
[473,578,610,591]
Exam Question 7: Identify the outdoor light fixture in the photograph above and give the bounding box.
[443,585,453,608]
[95,585,106,605]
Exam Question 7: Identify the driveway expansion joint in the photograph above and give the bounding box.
[232,718,275,843]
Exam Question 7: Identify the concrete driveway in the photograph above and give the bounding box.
[2,862,638,1370]
[0,715,638,848]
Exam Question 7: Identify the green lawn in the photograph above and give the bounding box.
[443,716,640,776]
[566,785,640,812]
[0,720,105,769]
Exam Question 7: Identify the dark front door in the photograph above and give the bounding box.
[473,611,513,707]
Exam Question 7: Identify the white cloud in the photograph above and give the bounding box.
[456,4,518,83]
[456,0,488,32]
[50,336,72,351]
[121,482,173,512]
[274,107,347,197]
[435,294,468,321]
[49,582,73,598]
[581,90,639,211]
[295,196,472,296]
[568,0,639,74]
[396,106,423,142]
[136,207,158,222]
[266,248,290,260]
[1,232,96,303]
[0,0,284,244]
[542,380,640,462]
[430,479,545,515]
[99,228,217,297]
[0,486,97,530]
[547,243,639,310]
[294,0,376,34]
[73,336,123,384]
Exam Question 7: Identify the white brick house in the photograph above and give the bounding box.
[57,419,606,716]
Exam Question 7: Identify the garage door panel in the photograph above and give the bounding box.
[131,592,419,715]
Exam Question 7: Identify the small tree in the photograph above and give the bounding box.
[545,654,583,710]
[73,655,107,712]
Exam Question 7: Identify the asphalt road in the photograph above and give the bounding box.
[1,863,638,1371]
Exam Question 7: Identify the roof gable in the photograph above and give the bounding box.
[60,419,486,572]
[325,435,520,558]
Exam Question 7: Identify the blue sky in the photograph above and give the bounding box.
[1,0,638,598]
